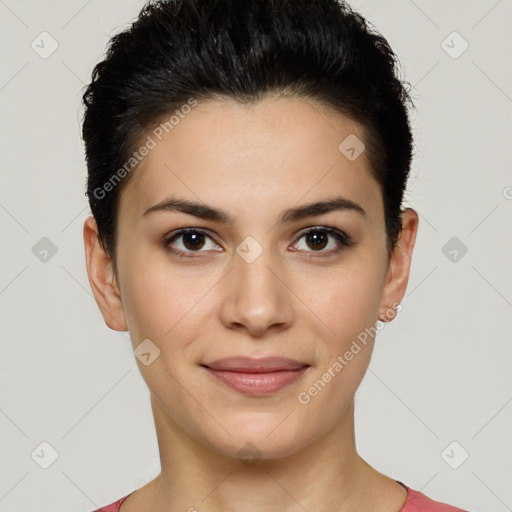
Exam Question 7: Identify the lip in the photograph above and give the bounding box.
[203,356,309,372]
[201,357,310,396]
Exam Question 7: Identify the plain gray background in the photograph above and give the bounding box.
[0,1,511,511]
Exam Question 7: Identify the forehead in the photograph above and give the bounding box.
[119,97,383,226]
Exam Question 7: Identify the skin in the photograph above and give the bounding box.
[84,96,419,512]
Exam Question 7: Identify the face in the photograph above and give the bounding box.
[85,96,417,461]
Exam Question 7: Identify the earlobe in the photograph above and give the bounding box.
[378,208,419,322]
[83,216,128,331]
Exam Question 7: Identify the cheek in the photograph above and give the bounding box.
[312,263,383,343]
[296,269,380,419]
[119,255,220,345]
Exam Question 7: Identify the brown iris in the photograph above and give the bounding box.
[305,231,328,251]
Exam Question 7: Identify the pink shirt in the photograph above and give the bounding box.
[92,481,467,511]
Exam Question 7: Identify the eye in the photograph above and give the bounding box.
[163,228,221,257]
[163,226,354,258]
[291,226,353,256]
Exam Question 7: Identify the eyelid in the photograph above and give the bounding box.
[162,225,354,257]
[291,225,354,256]
[162,227,220,257]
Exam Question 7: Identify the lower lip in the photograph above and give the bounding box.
[204,366,309,396]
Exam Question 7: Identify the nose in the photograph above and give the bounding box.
[218,238,294,338]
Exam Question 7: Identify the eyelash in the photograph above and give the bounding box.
[162,226,354,259]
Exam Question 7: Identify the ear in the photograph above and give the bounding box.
[83,216,127,331]
[378,208,419,322]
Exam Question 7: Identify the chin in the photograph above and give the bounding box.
[200,417,311,462]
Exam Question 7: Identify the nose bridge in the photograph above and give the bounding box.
[233,234,281,295]
[219,233,293,334]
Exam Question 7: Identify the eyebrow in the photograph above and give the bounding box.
[143,195,367,223]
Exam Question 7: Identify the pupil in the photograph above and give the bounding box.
[308,231,327,250]
[184,232,205,250]
[181,231,329,252]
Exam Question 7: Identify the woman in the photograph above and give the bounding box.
[82,0,467,510]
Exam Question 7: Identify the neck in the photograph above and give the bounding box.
[134,394,404,512]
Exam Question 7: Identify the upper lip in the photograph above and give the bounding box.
[202,357,309,373]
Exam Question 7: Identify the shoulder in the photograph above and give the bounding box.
[398,482,468,512]
[91,491,134,512]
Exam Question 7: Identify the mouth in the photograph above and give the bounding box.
[201,356,310,397]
